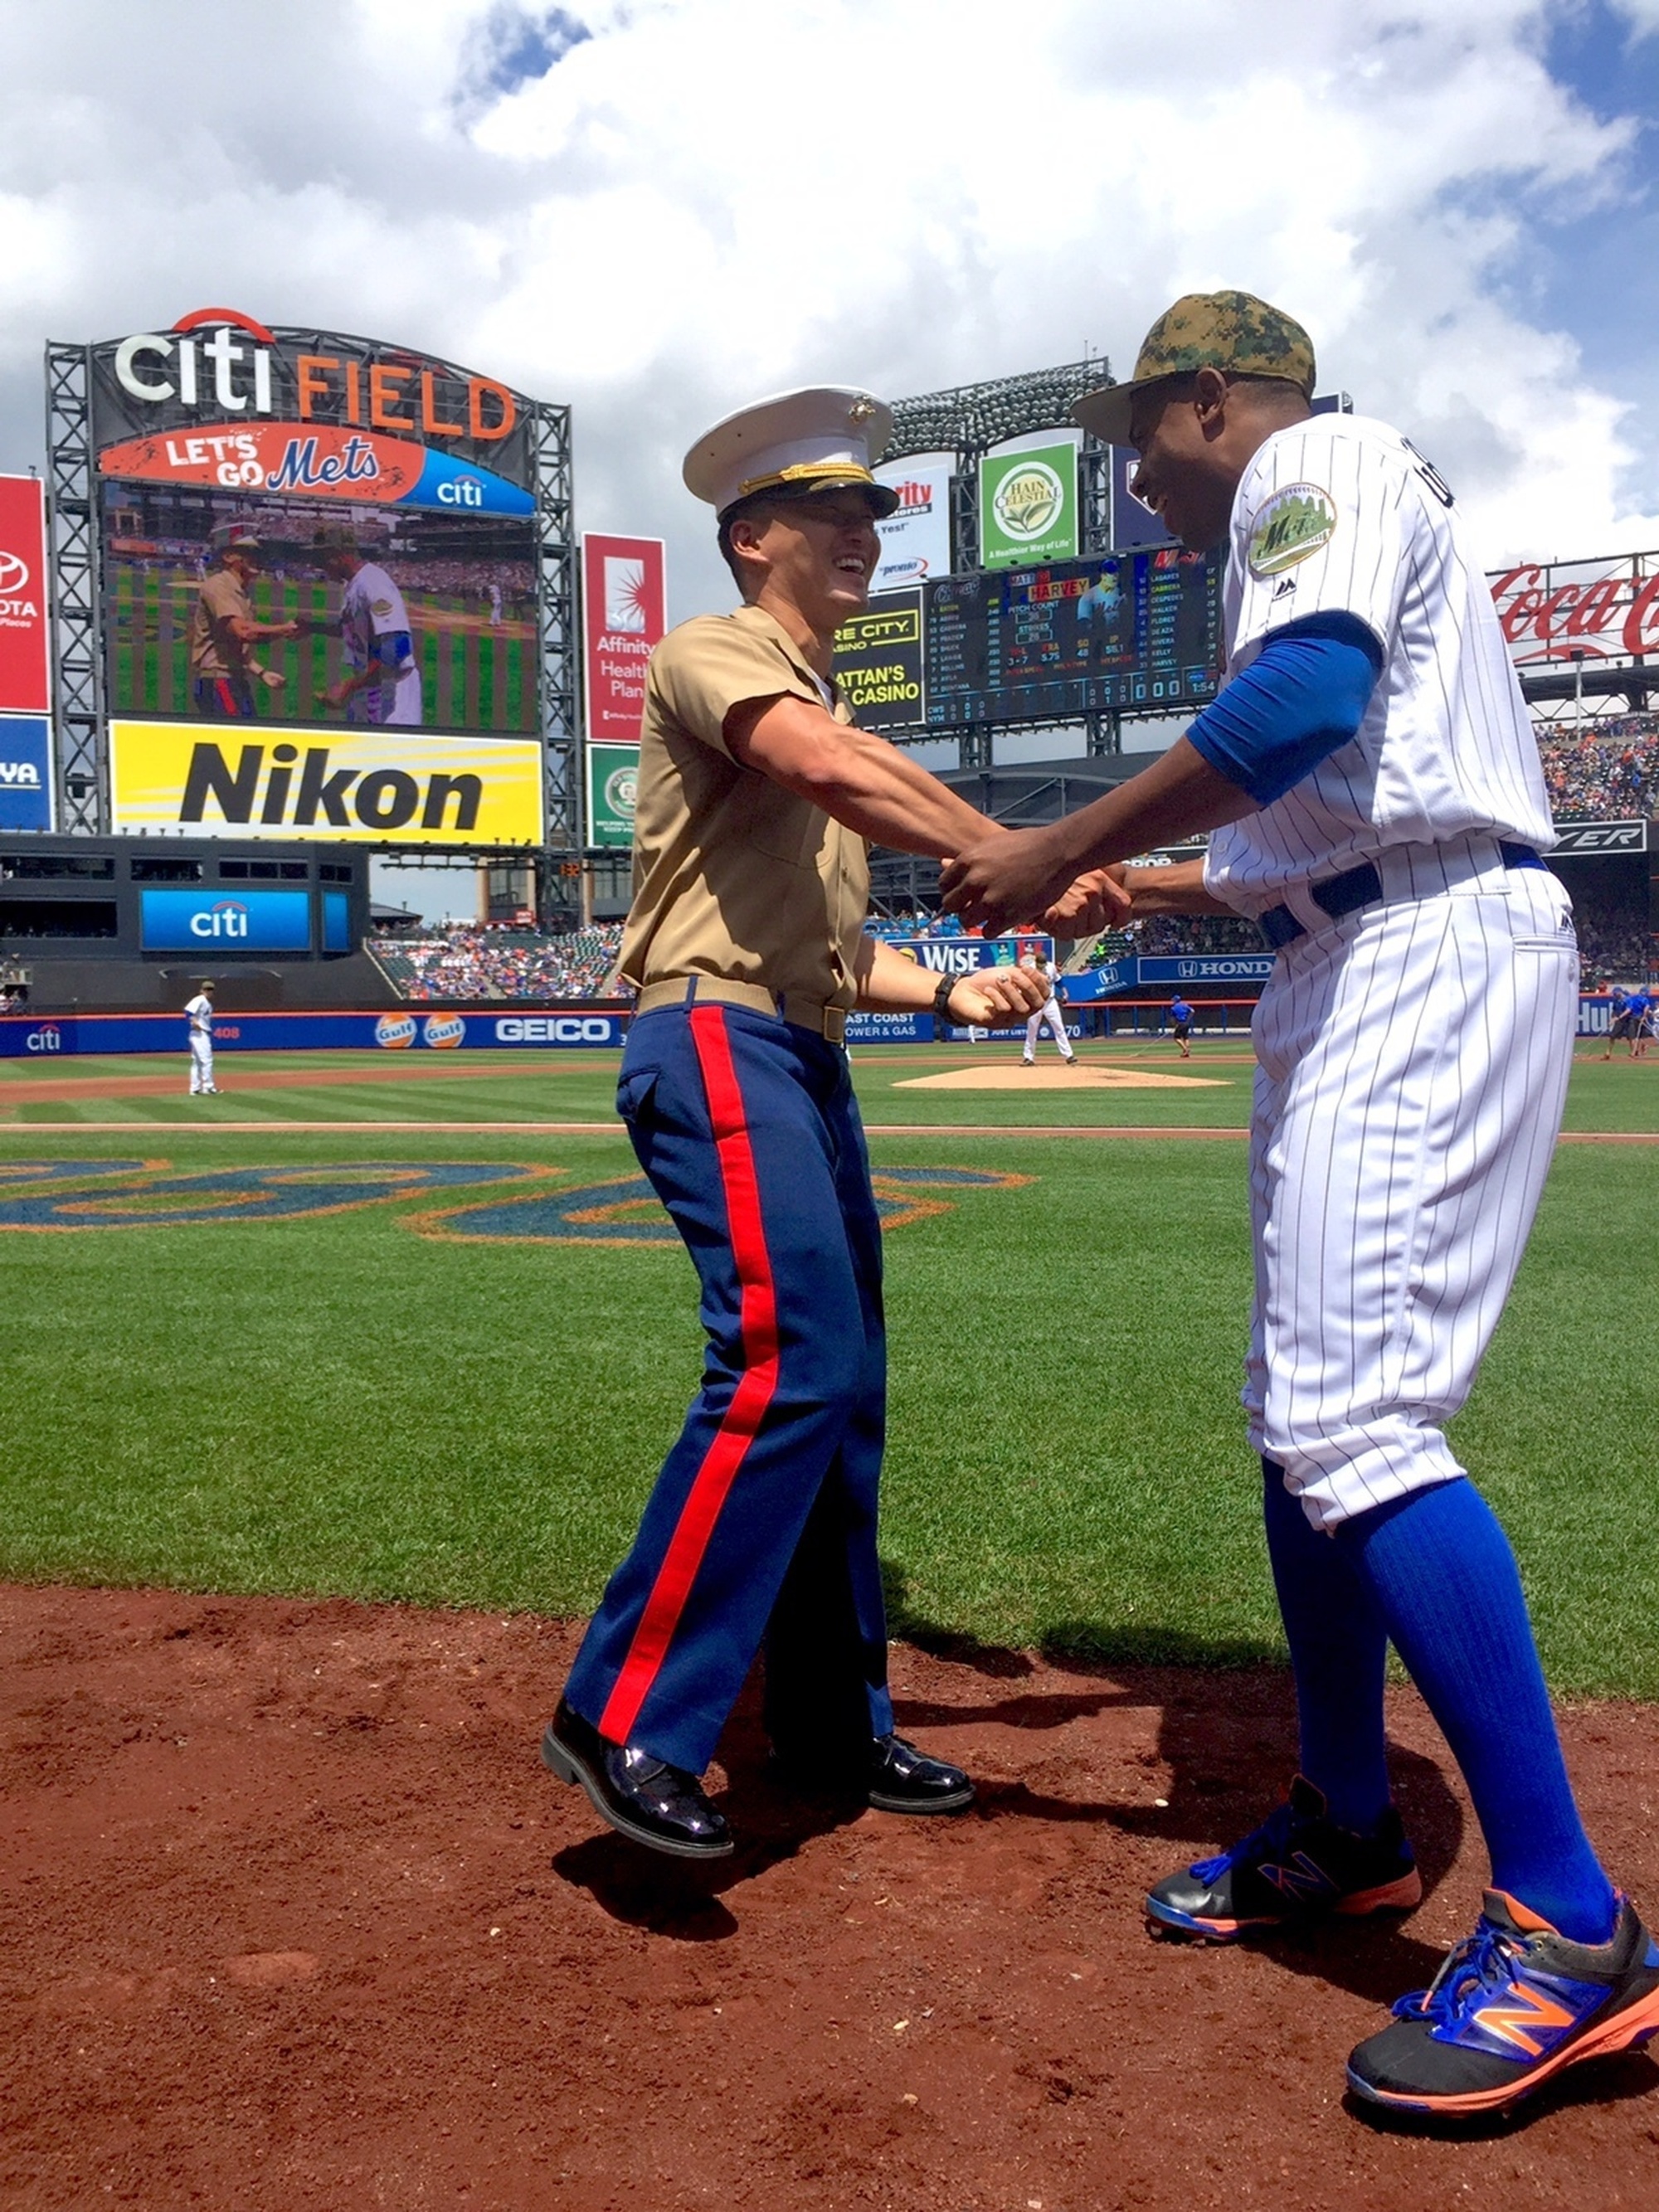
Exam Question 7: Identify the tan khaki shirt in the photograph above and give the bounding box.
[619,605,869,1009]
[188,568,255,681]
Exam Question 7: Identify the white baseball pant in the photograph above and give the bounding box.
[1245,852,1577,1531]
[188,1033,215,1092]
[1023,997,1073,1061]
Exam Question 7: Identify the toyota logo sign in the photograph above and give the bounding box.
[0,551,28,595]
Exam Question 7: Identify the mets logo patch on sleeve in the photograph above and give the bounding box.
[1247,484,1338,577]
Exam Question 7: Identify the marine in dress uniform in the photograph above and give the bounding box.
[542,388,1053,1859]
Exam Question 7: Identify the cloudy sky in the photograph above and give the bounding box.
[5,0,1659,601]
[3,0,1657,907]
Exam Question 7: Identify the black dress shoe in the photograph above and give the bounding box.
[541,1698,732,1860]
[866,1732,975,1814]
[771,1733,975,1814]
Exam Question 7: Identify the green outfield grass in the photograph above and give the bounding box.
[3,1035,1656,1130]
[0,1042,1655,1694]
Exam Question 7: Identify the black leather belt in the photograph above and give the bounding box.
[1259,843,1545,950]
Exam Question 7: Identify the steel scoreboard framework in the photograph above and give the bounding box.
[43,310,578,873]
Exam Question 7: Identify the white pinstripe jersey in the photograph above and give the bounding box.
[1204,415,1554,913]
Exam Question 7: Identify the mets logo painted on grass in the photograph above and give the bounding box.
[0,1162,1031,1238]
[406,1166,1033,1247]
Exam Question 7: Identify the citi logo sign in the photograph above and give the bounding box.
[191,900,251,940]
[26,1024,61,1053]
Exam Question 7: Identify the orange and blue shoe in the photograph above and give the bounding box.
[1347,1890,1659,2119]
[1146,1775,1423,1942]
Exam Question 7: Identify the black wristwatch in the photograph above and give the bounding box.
[932,973,958,1023]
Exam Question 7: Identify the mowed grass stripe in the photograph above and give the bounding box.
[0,1129,1652,1694]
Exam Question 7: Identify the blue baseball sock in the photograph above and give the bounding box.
[1336,1478,1618,1946]
[1261,1461,1392,1832]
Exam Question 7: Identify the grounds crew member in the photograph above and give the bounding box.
[183,979,218,1095]
[941,294,1659,2119]
[187,529,296,717]
[542,388,1057,1859]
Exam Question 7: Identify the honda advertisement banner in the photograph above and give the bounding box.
[0,474,51,717]
[581,533,665,746]
[872,453,953,594]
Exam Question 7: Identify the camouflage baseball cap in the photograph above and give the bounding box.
[1073,290,1316,446]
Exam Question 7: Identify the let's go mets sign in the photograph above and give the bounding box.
[109,721,544,845]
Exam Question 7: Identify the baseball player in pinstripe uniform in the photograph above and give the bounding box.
[943,291,1659,2122]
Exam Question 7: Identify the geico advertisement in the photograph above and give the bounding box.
[109,721,544,845]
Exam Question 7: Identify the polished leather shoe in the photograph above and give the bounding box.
[867,1732,975,1814]
[540,1698,732,1860]
[771,1732,975,1814]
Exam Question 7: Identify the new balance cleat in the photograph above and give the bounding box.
[1346,1890,1659,2118]
[1146,1775,1422,1942]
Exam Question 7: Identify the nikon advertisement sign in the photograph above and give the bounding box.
[109,722,544,845]
[979,440,1078,569]
[831,591,926,732]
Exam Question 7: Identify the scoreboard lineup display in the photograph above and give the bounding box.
[923,547,1221,727]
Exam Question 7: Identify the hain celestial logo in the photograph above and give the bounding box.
[992,460,1066,543]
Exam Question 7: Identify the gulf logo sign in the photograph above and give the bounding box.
[375,1014,416,1048]
[422,1014,465,1048]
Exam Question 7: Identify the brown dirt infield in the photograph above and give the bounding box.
[3,1587,1657,2210]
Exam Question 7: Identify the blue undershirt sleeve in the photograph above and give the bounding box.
[1185,611,1384,807]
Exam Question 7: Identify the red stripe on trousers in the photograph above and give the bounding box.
[597,1006,781,1746]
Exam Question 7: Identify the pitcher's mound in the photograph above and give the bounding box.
[896,1064,1224,1091]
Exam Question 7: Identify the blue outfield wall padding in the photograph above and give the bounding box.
[0,1008,629,1057]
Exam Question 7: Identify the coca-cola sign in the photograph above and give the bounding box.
[1488,552,1659,666]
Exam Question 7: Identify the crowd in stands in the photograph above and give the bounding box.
[1537,717,1659,820]
[369,922,626,1001]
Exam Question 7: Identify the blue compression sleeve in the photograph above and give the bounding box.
[1186,612,1383,806]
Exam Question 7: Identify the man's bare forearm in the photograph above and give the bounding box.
[1116,857,1233,916]
[1041,738,1256,877]
[727,695,999,857]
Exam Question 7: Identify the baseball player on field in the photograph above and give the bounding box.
[942,290,1658,2122]
[1167,994,1194,1059]
[540,387,1053,1861]
[308,527,425,726]
[183,980,218,1094]
[1599,984,1632,1059]
[1019,949,1078,1066]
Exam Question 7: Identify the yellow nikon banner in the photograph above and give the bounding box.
[109,720,544,847]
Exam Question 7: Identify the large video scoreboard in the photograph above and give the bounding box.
[833,545,1222,734]
[923,547,1220,727]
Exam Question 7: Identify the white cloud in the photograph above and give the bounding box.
[0,0,1655,621]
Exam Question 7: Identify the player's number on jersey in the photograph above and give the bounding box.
[1400,438,1455,508]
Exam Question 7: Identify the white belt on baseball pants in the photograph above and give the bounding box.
[1244,861,1577,1531]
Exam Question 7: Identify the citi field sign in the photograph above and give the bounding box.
[89,309,534,513]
